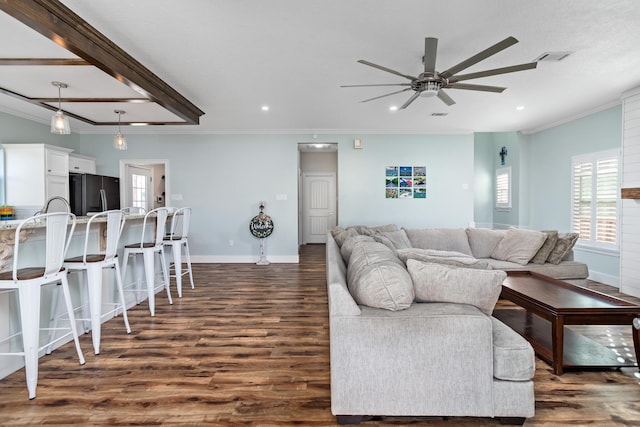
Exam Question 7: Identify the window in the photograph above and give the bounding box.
[131,173,148,211]
[571,150,619,248]
[496,166,511,209]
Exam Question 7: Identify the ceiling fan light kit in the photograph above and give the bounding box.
[342,36,537,109]
[50,81,71,134]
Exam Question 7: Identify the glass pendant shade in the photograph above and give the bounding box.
[50,81,70,134]
[51,110,71,134]
[113,109,128,150]
[113,132,127,150]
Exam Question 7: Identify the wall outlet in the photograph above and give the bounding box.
[229,239,234,246]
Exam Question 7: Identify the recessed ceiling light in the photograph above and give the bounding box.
[389,106,398,111]
[261,105,269,111]
[516,106,525,111]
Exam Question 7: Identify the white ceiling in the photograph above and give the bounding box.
[1,0,640,135]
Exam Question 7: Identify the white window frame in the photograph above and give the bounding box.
[571,149,620,252]
[495,166,512,210]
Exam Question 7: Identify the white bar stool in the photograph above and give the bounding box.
[63,210,131,354]
[121,207,172,316]
[163,207,194,297]
[0,212,85,399]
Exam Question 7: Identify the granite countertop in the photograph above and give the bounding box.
[0,213,149,231]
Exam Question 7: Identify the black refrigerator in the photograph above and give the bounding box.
[69,173,121,216]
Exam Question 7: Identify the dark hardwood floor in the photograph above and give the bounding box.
[0,244,639,426]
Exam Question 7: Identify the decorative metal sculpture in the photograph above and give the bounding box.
[249,202,274,265]
[499,146,508,165]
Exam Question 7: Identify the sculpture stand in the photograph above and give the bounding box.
[256,238,270,265]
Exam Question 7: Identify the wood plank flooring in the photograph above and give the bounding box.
[0,244,639,426]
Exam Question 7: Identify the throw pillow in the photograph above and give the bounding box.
[340,235,375,264]
[465,228,507,258]
[530,230,559,264]
[347,242,413,311]
[490,228,547,266]
[406,260,506,315]
[372,229,412,251]
[547,232,579,264]
[397,248,491,270]
[332,228,358,247]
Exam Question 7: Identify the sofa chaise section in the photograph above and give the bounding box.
[326,231,535,425]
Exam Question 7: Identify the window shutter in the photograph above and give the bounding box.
[571,150,619,248]
[496,167,511,209]
[595,157,618,244]
[572,161,592,240]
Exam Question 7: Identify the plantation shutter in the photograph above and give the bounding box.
[572,161,592,240]
[595,157,618,244]
[496,167,511,208]
[571,151,618,247]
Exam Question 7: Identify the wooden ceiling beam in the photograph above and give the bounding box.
[0,58,89,65]
[0,0,204,125]
[32,97,152,103]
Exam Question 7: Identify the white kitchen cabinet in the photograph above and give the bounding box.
[3,143,73,209]
[69,153,96,174]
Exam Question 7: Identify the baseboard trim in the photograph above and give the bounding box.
[189,255,300,264]
[588,270,620,287]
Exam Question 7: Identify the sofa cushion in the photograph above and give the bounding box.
[340,235,375,264]
[331,227,358,247]
[403,228,473,256]
[331,224,399,247]
[491,228,547,266]
[547,232,579,265]
[372,229,412,251]
[466,228,507,258]
[347,242,414,311]
[530,230,559,264]
[406,260,505,315]
[491,318,536,381]
[397,248,491,270]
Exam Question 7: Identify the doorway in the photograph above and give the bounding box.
[298,143,338,245]
[119,159,169,211]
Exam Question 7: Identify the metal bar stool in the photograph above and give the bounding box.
[0,212,85,399]
[63,210,131,354]
[163,207,194,297]
[121,207,172,316]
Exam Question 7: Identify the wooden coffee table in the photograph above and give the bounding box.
[493,271,640,375]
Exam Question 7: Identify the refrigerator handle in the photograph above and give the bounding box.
[99,188,107,211]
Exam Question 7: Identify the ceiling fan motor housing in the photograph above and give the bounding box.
[414,73,444,96]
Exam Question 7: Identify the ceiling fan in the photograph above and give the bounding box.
[342,36,537,108]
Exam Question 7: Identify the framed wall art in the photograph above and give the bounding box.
[385,165,426,199]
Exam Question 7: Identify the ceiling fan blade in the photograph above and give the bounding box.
[447,83,506,93]
[360,88,412,103]
[437,90,455,106]
[341,83,412,88]
[449,62,537,83]
[440,36,519,79]
[400,91,421,109]
[423,37,438,73]
[357,59,417,81]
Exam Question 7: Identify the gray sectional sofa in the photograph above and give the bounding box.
[326,225,584,424]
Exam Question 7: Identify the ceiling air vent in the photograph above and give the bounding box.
[534,51,574,62]
[431,113,448,117]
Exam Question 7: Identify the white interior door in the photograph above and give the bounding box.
[302,172,336,244]
[124,165,153,211]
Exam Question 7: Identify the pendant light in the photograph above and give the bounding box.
[50,81,70,134]
[113,110,127,150]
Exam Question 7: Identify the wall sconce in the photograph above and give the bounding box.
[354,138,363,149]
[50,81,70,134]
[113,110,127,150]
